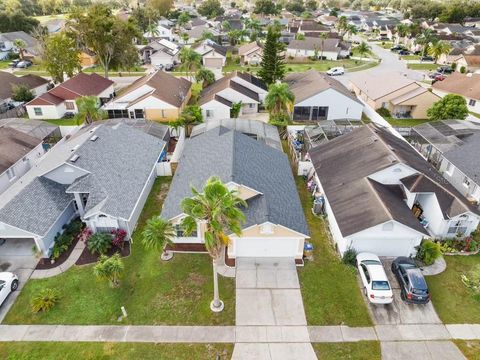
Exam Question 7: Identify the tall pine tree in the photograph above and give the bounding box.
[258,26,285,85]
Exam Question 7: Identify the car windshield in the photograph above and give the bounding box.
[362,260,381,265]
[413,288,428,295]
[372,281,390,290]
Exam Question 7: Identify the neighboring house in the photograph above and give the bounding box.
[0,127,44,195]
[411,120,480,204]
[161,124,309,263]
[143,23,174,41]
[439,45,480,73]
[238,42,263,65]
[286,38,347,60]
[318,15,338,26]
[349,72,440,119]
[308,124,480,257]
[185,25,221,44]
[287,19,330,35]
[0,71,49,112]
[26,73,114,120]
[0,122,167,256]
[193,40,228,78]
[285,70,363,122]
[0,31,39,58]
[104,70,192,122]
[432,72,480,113]
[198,71,267,121]
[79,49,97,67]
[148,39,181,68]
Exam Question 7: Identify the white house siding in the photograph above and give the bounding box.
[241,102,258,114]
[41,201,77,256]
[26,103,64,119]
[232,76,268,102]
[295,88,363,121]
[201,100,231,121]
[347,221,424,257]
[415,193,446,236]
[32,83,49,97]
[150,52,176,67]
[440,159,480,203]
[368,164,417,185]
[0,142,45,195]
[286,48,339,60]
[433,88,480,114]
[232,237,303,258]
[97,85,115,100]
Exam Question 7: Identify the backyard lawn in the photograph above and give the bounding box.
[4,177,235,326]
[454,340,480,360]
[287,143,372,327]
[0,342,234,360]
[45,118,82,126]
[386,118,432,127]
[313,341,381,360]
[426,254,480,324]
[407,63,438,71]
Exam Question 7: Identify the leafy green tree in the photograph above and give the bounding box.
[11,84,34,102]
[285,0,305,13]
[43,33,81,83]
[13,39,26,60]
[319,32,328,60]
[306,0,318,11]
[181,176,246,312]
[230,101,242,118]
[177,11,190,27]
[0,12,40,33]
[337,16,348,34]
[146,0,173,16]
[201,30,216,41]
[130,7,160,33]
[68,4,140,78]
[146,21,160,38]
[416,29,438,58]
[428,41,451,63]
[265,82,295,125]
[427,94,468,121]
[257,26,285,86]
[93,254,124,287]
[179,47,202,80]
[179,104,203,136]
[198,0,225,19]
[142,216,175,258]
[75,96,106,125]
[196,68,216,88]
[253,0,278,15]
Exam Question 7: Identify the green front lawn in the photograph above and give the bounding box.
[4,178,235,325]
[386,118,432,127]
[0,342,233,360]
[313,342,381,360]
[401,55,420,61]
[0,60,10,69]
[288,142,372,326]
[407,63,438,71]
[454,340,480,360]
[379,42,393,49]
[426,254,480,324]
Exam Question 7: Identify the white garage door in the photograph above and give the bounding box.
[234,238,299,258]
[350,238,419,257]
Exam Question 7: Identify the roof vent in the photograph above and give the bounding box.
[90,135,99,141]
[71,145,80,152]
[70,154,80,162]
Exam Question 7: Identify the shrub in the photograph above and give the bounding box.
[93,254,124,287]
[78,227,93,243]
[377,107,391,118]
[342,247,358,266]
[87,233,112,255]
[111,229,127,248]
[416,239,441,265]
[460,66,466,74]
[31,288,60,313]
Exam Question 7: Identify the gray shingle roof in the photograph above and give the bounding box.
[443,132,480,185]
[161,126,309,236]
[66,123,165,220]
[0,177,73,236]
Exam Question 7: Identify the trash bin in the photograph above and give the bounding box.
[304,242,314,258]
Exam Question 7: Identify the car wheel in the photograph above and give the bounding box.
[11,279,18,291]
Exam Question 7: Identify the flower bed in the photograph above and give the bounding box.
[437,233,480,256]
[75,242,131,266]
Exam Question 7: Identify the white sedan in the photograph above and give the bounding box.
[326,67,345,76]
[0,272,19,307]
[356,253,393,304]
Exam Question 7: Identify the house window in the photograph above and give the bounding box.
[469,99,476,107]
[248,103,255,109]
[65,101,75,110]
[448,219,469,235]
[260,223,274,234]
[206,110,214,118]
[463,176,471,188]
[175,224,184,237]
[134,109,144,119]
[6,168,15,181]
[34,107,42,116]
[293,106,311,121]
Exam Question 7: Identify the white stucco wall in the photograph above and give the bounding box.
[26,103,65,119]
[368,164,417,185]
[201,99,231,121]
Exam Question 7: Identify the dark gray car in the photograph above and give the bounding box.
[391,257,430,304]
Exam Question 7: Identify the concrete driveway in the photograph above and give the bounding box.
[0,239,38,322]
[362,258,441,325]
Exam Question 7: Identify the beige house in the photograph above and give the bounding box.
[103,70,192,122]
[349,73,440,119]
[238,42,263,65]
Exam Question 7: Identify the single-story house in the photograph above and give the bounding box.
[0,122,167,256]
[0,71,49,112]
[103,70,192,122]
[26,73,114,120]
[198,71,267,121]
[286,38,347,60]
[143,23,174,41]
[145,39,181,68]
[349,72,441,119]
[439,45,480,73]
[238,42,263,65]
[161,124,309,263]
[285,70,363,122]
[0,31,39,59]
[287,19,330,35]
[308,124,480,257]
[0,127,44,195]
[432,72,480,114]
[410,120,480,204]
[193,40,228,78]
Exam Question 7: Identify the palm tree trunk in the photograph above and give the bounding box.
[212,259,221,308]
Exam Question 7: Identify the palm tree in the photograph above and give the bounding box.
[416,29,438,57]
[265,82,295,124]
[395,24,409,39]
[13,39,27,60]
[337,16,348,34]
[179,47,202,80]
[345,24,357,40]
[74,96,106,125]
[319,32,328,60]
[357,41,371,59]
[146,21,160,38]
[195,68,216,88]
[181,177,246,312]
[142,217,176,260]
[93,254,124,288]
[428,41,451,64]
